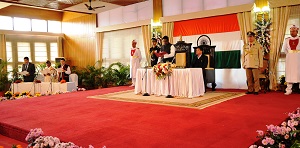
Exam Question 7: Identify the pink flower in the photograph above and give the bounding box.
[279,143,286,148]
[256,130,264,136]
[269,138,275,145]
[284,134,289,139]
[262,139,268,145]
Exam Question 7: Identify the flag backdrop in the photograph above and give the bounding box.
[173,14,247,89]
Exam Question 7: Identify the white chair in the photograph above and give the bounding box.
[69,74,78,86]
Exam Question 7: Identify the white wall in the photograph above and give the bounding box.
[162,0,254,17]
[97,0,153,27]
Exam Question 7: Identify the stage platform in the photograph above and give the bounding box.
[1,86,300,147]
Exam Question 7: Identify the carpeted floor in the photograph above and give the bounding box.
[0,86,300,148]
[88,90,244,109]
[0,135,27,148]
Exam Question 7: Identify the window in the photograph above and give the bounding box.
[6,42,13,78]
[7,65,13,79]
[34,43,47,62]
[17,42,31,62]
[48,21,62,33]
[0,16,13,30]
[102,27,146,67]
[6,42,13,62]
[50,43,58,61]
[14,17,31,31]
[32,19,47,32]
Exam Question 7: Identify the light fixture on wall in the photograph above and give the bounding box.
[151,19,162,27]
[261,6,270,12]
[151,19,162,39]
[254,4,270,13]
[253,3,270,21]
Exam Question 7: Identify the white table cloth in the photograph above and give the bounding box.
[135,68,205,98]
[285,52,300,83]
[12,82,77,95]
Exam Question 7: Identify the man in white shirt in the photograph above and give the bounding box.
[282,25,300,95]
[44,60,57,82]
[130,40,142,87]
[159,36,176,63]
[58,58,71,82]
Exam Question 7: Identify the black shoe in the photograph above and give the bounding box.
[245,91,253,94]
[254,92,258,95]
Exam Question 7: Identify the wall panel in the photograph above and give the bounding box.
[62,13,96,68]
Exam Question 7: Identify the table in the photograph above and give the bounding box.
[135,68,205,98]
[286,52,300,83]
[12,82,77,95]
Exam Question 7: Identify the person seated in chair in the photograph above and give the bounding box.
[191,46,208,90]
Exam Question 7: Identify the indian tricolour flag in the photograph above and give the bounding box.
[173,14,247,89]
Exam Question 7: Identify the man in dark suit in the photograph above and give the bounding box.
[58,58,71,82]
[191,46,208,88]
[150,38,160,66]
[22,57,35,82]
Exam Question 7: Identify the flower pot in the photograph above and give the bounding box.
[0,91,4,97]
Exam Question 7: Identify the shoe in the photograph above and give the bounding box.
[245,91,253,94]
[284,91,292,95]
[254,92,258,95]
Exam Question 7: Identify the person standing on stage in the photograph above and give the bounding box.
[242,31,263,95]
[159,36,176,63]
[282,25,300,95]
[22,57,35,82]
[58,58,71,82]
[191,46,208,88]
[150,38,160,66]
[44,60,57,82]
[130,39,142,87]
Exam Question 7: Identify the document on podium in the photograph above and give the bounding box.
[18,71,29,76]
[57,68,64,73]
[41,69,51,75]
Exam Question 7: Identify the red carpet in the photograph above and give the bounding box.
[0,135,27,148]
[0,86,299,148]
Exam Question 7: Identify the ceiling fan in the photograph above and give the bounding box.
[85,0,105,11]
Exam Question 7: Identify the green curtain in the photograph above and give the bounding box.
[215,50,241,69]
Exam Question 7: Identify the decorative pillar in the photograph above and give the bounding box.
[152,0,162,40]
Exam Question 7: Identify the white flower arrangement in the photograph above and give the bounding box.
[254,15,272,54]
[26,128,99,148]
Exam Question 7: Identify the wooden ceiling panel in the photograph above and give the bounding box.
[0,0,83,10]
[99,0,147,6]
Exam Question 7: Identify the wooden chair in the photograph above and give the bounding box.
[259,59,270,93]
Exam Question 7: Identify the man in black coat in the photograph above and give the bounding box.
[22,57,35,82]
[58,58,71,82]
[150,38,160,66]
[191,46,208,88]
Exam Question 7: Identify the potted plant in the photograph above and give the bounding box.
[110,62,130,86]
[0,61,9,96]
